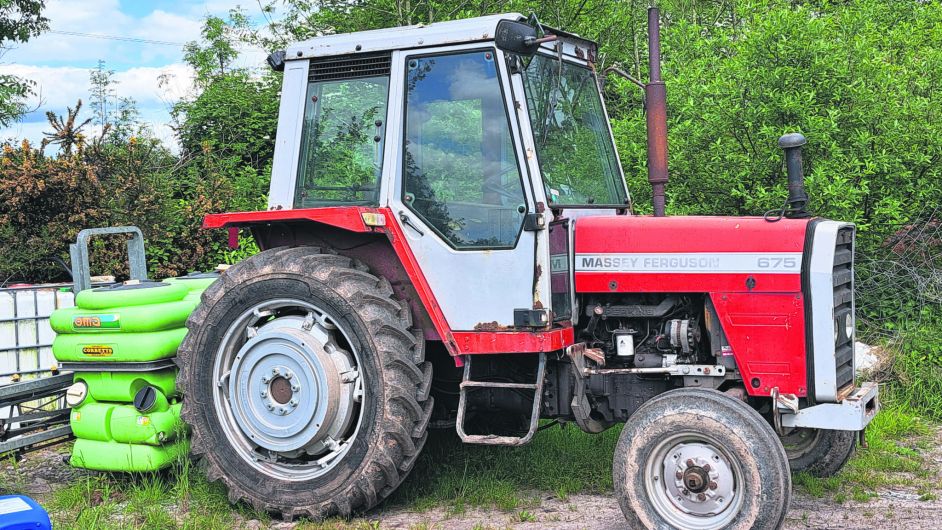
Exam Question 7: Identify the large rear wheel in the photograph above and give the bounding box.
[613,388,790,530]
[177,247,433,519]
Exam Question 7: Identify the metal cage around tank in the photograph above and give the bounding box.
[0,284,75,383]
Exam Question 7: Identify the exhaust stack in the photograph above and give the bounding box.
[778,133,810,218]
[646,7,669,217]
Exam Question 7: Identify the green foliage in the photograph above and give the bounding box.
[0,0,46,42]
[0,0,48,126]
[183,15,241,88]
[616,0,942,232]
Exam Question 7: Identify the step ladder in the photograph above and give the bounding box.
[456,353,546,446]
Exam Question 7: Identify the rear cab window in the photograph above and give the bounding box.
[295,54,391,207]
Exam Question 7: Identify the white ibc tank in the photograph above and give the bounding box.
[0,285,75,386]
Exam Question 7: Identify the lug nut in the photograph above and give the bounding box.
[291,384,299,392]
[675,471,683,480]
[709,481,718,490]
[697,493,706,501]
[285,372,293,379]
[289,399,298,406]
[703,463,711,472]
[266,404,274,411]
[260,390,268,398]
[686,459,695,467]
[262,375,270,383]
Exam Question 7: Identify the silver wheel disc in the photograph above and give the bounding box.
[213,299,364,481]
[644,433,744,530]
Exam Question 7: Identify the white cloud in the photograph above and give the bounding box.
[2,63,194,111]
[0,1,271,150]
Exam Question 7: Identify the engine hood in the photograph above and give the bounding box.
[572,215,811,293]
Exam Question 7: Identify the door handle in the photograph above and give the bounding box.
[399,212,425,236]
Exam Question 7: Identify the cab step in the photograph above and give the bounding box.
[456,353,546,446]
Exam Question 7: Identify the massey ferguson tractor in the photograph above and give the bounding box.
[176,8,879,529]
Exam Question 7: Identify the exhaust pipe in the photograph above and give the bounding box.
[778,133,810,218]
[646,7,669,217]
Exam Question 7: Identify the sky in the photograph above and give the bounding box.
[0,0,272,150]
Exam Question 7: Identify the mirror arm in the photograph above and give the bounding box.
[524,34,558,46]
[601,65,646,90]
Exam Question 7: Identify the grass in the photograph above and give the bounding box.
[792,398,932,498]
[386,424,621,513]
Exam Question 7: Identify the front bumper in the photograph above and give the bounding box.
[780,381,879,431]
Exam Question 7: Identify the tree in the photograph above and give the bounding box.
[0,0,48,126]
[183,15,241,88]
[41,99,92,156]
[89,60,116,129]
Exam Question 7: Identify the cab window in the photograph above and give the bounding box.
[295,54,390,207]
[402,50,526,249]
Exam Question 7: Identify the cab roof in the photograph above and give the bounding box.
[286,14,526,60]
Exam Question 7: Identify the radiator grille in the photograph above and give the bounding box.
[833,227,855,391]
[309,54,391,82]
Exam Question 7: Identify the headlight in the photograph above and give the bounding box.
[844,313,854,340]
[66,381,88,407]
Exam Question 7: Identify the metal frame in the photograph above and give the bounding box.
[781,381,878,430]
[268,59,312,210]
[69,226,147,294]
[0,284,73,379]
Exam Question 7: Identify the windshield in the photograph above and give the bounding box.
[522,54,626,206]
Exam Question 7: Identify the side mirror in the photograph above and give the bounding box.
[495,20,540,56]
[267,50,286,72]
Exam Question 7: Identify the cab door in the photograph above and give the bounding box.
[383,44,545,331]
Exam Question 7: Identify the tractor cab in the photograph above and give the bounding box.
[265,13,623,332]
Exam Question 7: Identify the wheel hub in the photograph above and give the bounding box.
[228,322,355,454]
[662,442,736,516]
[269,375,293,404]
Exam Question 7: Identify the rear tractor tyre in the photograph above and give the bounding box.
[176,247,433,520]
[780,427,856,478]
[613,388,791,530]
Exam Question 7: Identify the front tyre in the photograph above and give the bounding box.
[177,247,433,520]
[613,388,790,530]
[781,427,856,477]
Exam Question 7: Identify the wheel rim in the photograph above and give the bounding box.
[780,428,822,460]
[212,298,364,481]
[643,432,745,530]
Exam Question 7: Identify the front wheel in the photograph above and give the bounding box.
[613,388,790,530]
[781,427,856,477]
[177,247,433,520]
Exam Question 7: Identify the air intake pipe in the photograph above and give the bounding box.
[778,133,810,218]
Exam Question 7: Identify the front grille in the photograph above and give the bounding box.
[309,54,391,82]
[833,227,855,390]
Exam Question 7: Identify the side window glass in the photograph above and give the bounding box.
[295,56,390,207]
[402,50,526,249]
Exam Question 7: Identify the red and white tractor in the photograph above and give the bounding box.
[177,9,879,529]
